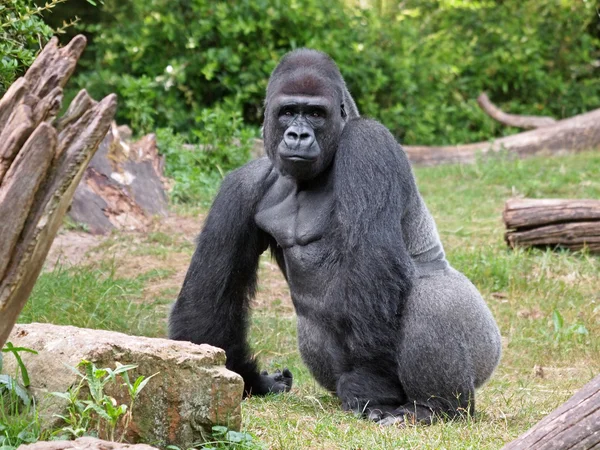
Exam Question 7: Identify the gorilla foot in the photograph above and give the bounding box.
[364,404,400,422]
[375,404,434,427]
[257,368,293,394]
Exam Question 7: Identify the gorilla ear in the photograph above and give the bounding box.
[341,103,347,119]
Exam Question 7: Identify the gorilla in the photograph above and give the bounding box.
[169,49,501,425]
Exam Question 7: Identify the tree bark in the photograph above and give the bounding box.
[403,107,600,166]
[477,93,557,129]
[0,35,116,349]
[502,373,600,450]
[503,199,600,253]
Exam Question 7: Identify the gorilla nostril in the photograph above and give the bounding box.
[300,132,312,141]
[286,131,299,141]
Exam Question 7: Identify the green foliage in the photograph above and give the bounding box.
[0,343,38,410]
[52,360,157,442]
[200,426,264,450]
[156,107,255,206]
[0,344,41,450]
[72,0,359,137]
[551,309,589,344]
[0,0,59,93]
[164,425,263,450]
[0,0,92,94]
[70,0,599,146]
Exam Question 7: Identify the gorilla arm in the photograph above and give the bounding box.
[168,158,292,396]
[329,119,416,348]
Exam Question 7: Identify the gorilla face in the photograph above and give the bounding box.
[272,94,342,180]
[263,50,349,181]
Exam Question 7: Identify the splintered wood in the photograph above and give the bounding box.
[503,198,600,253]
[0,35,116,348]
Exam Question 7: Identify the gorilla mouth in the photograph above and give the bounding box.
[281,154,318,162]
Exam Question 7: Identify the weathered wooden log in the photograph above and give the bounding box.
[477,93,557,129]
[0,35,116,349]
[502,373,600,449]
[403,107,600,166]
[503,199,600,253]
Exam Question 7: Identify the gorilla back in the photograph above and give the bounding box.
[169,49,501,425]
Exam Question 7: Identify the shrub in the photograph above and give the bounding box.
[0,0,58,93]
[156,106,256,206]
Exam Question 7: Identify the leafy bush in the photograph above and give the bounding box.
[70,0,599,146]
[156,106,255,206]
[72,0,363,137]
[0,0,59,93]
[0,0,90,94]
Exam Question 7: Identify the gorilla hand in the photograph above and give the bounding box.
[247,368,293,396]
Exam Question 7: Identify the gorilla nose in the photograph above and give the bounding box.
[284,126,315,149]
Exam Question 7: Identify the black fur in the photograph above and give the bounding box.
[169,49,501,424]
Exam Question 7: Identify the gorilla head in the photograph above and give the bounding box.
[263,49,359,180]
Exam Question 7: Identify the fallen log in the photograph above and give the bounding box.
[503,199,600,253]
[0,35,116,349]
[403,107,600,166]
[502,373,600,450]
[477,93,557,129]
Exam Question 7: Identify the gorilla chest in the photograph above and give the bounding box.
[255,176,334,257]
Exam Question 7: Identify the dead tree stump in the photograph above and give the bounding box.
[68,124,169,235]
[504,199,600,253]
[0,35,116,349]
[502,373,600,449]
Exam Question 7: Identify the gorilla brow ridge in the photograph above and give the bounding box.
[266,49,345,103]
[279,71,338,99]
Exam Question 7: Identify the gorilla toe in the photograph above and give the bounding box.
[376,404,434,427]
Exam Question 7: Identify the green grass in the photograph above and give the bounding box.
[8,150,600,449]
[19,263,168,338]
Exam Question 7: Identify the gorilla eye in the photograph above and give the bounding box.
[310,110,324,118]
[284,110,293,116]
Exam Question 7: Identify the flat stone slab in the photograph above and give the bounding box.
[19,437,158,450]
[3,323,243,447]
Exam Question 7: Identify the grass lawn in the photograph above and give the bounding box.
[16,150,600,449]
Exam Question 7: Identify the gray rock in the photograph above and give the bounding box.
[19,437,158,450]
[3,323,243,448]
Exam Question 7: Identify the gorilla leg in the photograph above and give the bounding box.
[298,317,407,417]
[297,316,340,392]
[335,367,406,420]
[388,268,500,425]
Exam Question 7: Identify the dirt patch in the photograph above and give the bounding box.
[45,231,104,270]
[153,214,203,239]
